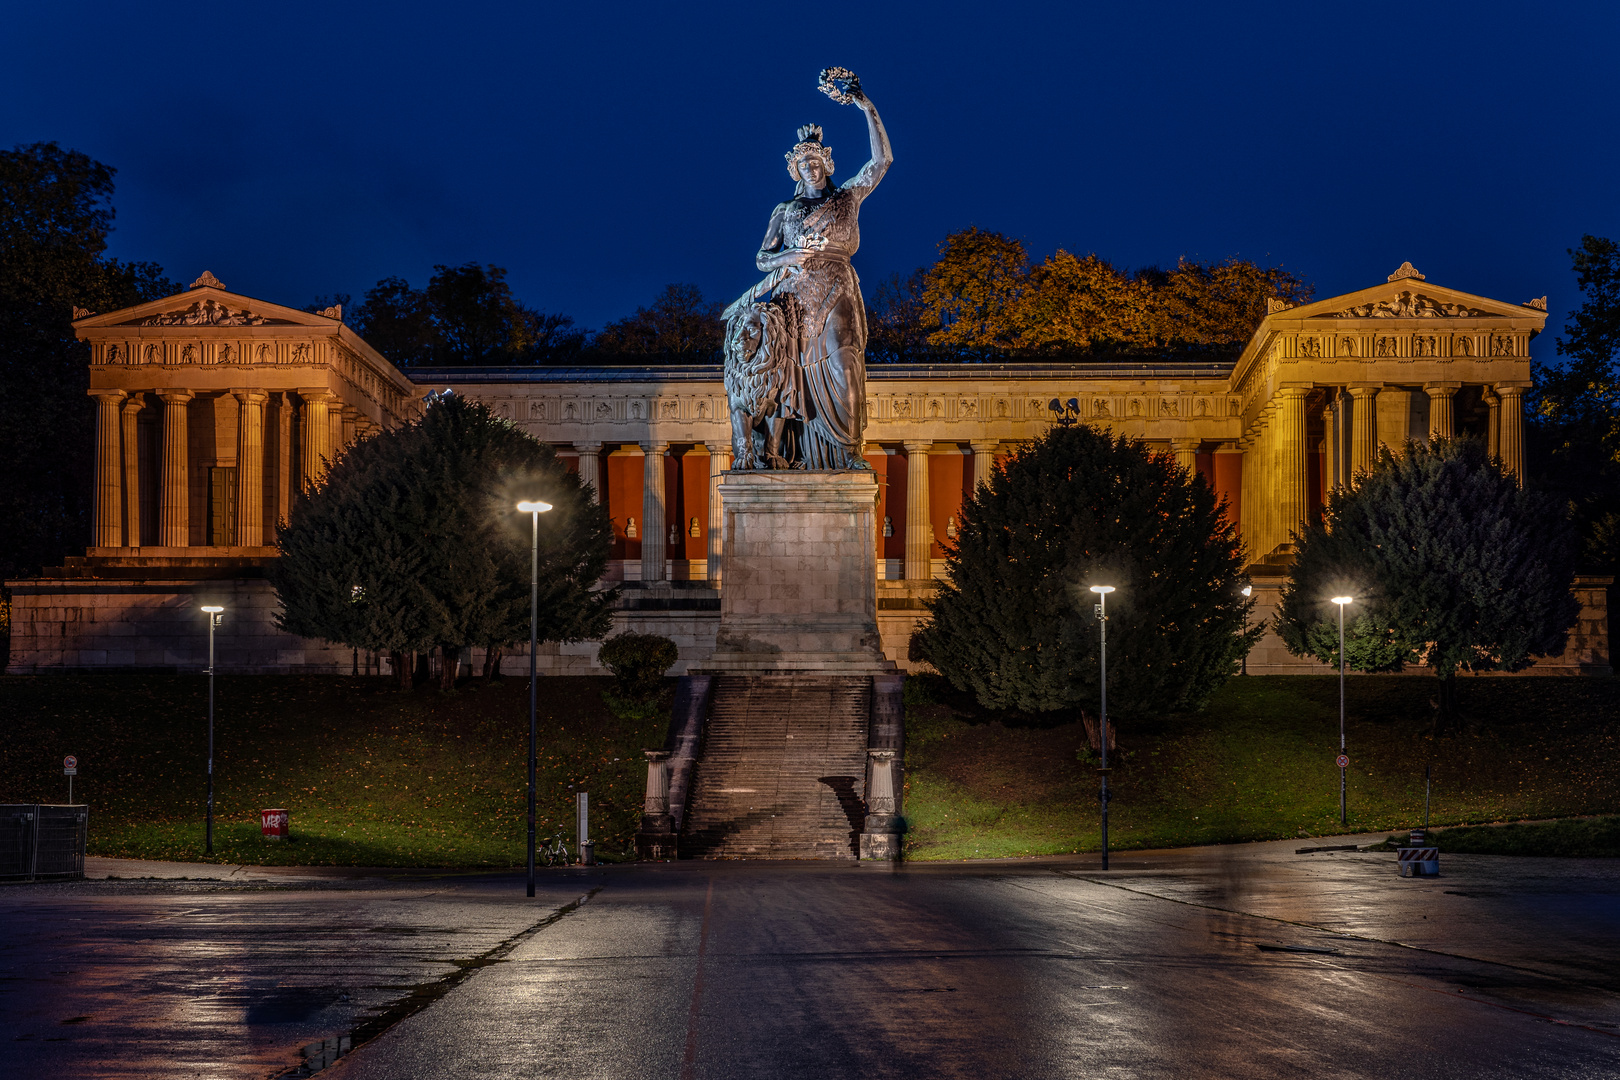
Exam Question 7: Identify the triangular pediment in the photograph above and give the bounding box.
[73,280,342,330]
[1270,273,1547,324]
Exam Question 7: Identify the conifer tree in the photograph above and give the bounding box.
[918,424,1258,719]
[272,393,614,688]
[1276,439,1579,722]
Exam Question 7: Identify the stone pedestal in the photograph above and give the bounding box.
[703,470,894,673]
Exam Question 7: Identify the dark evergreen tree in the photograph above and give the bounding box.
[271,392,615,688]
[0,142,174,578]
[1530,234,1620,572]
[917,423,1258,719]
[1277,438,1579,722]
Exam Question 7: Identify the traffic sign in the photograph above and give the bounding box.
[1336,754,1349,769]
[63,755,77,769]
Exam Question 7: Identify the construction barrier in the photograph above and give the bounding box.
[1397,846,1439,877]
[0,805,89,881]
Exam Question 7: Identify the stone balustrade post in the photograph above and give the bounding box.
[1426,383,1458,441]
[120,393,144,547]
[88,389,126,548]
[156,389,194,547]
[1498,386,1525,485]
[636,749,678,859]
[574,441,603,504]
[859,749,902,861]
[903,440,932,581]
[641,441,668,582]
[232,389,268,547]
[705,441,731,584]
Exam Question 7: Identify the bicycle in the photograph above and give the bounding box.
[541,832,571,867]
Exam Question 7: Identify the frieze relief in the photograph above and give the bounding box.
[135,298,279,327]
[1331,290,1490,319]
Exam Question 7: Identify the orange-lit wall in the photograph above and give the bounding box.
[1212,452,1242,534]
[928,450,971,557]
[604,451,643,561]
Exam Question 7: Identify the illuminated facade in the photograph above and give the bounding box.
[4,264,1609,676]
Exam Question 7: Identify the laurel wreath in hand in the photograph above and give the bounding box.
[818,67,861,105]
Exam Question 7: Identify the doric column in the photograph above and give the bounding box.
[339,404,358,450]
[1349,386,1379,479]
[1498,386,1525,486]
[969,440,999,493]
[1170,438,1200,476]
[232,389,268,548]
[1483,389,1501,460]
[1239,434,1256,552]
[704,441,731,584]
[156,389,194,547]
[276,393,293,529]
[1277,388,1308,545]
[574,441,603,504]
[1325,394,1342,490]
[120,394,143,546]
[89,389,126,548]
[298,388,334,489]
[641,441,668,582]
[1426,384,1458,442]
[903,440,933,580]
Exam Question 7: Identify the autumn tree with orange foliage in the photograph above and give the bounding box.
[868,227,1312,361]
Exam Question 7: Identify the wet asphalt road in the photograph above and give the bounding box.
[4,837,1619,1079]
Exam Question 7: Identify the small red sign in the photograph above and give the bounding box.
[63,755,78,769]
[1336,754,1349,768]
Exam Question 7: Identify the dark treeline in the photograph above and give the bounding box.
[340,228,1313,368]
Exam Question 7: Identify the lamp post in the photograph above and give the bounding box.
[1331,596,1353,826]
[517,500,554,898]
[1090,585,1115,869]
[200,605,225,854]
[1240,585,1253,675]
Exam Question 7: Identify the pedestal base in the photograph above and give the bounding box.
[701,471,894,674]
[859,832,902,861]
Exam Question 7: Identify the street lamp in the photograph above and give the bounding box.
[1240,585,1253,676]
[200,605,225,855]
[1331,595,1354,826]
[1090,585,1115,869]
[516,499,553,898]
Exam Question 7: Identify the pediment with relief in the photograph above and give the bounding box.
[1331,290,1490,318]
[134,297,281,326]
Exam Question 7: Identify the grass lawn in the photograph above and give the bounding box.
[0,674,662,867]
[902,674,1620,860]
[6,673,1618,867]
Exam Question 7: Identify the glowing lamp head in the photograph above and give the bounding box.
[1331,596,1354,606]
[516,500,553,514]
[1241,586,1253,597]
[1089,585,1115,595]
[200,605,224,613]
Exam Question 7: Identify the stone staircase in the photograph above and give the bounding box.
[680,675,871,859]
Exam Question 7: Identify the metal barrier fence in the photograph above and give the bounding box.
[0,805,88,881]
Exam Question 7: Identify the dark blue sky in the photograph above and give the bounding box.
[6,2,1617,335]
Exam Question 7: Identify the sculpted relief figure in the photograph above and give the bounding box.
[724,68,893,470]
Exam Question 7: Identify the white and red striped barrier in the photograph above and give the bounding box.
[1397,846,1439,876]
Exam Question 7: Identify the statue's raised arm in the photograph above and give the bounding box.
[725,68,891,472]
[819,67,892,196]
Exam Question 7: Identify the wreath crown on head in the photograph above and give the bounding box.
[785,123,834,181]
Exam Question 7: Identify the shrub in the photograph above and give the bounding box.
[597,633,679,720]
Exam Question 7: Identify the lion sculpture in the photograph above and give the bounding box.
[723,295,803,469]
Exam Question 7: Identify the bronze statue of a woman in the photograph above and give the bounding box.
[724,68,893,470]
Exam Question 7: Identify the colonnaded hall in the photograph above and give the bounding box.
[4,263,1611,677]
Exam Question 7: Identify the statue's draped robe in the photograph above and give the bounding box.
[746,157,883,469]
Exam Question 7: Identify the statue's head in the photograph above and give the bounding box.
[785,124,834,193]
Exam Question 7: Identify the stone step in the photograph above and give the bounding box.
[680,675,871,860]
